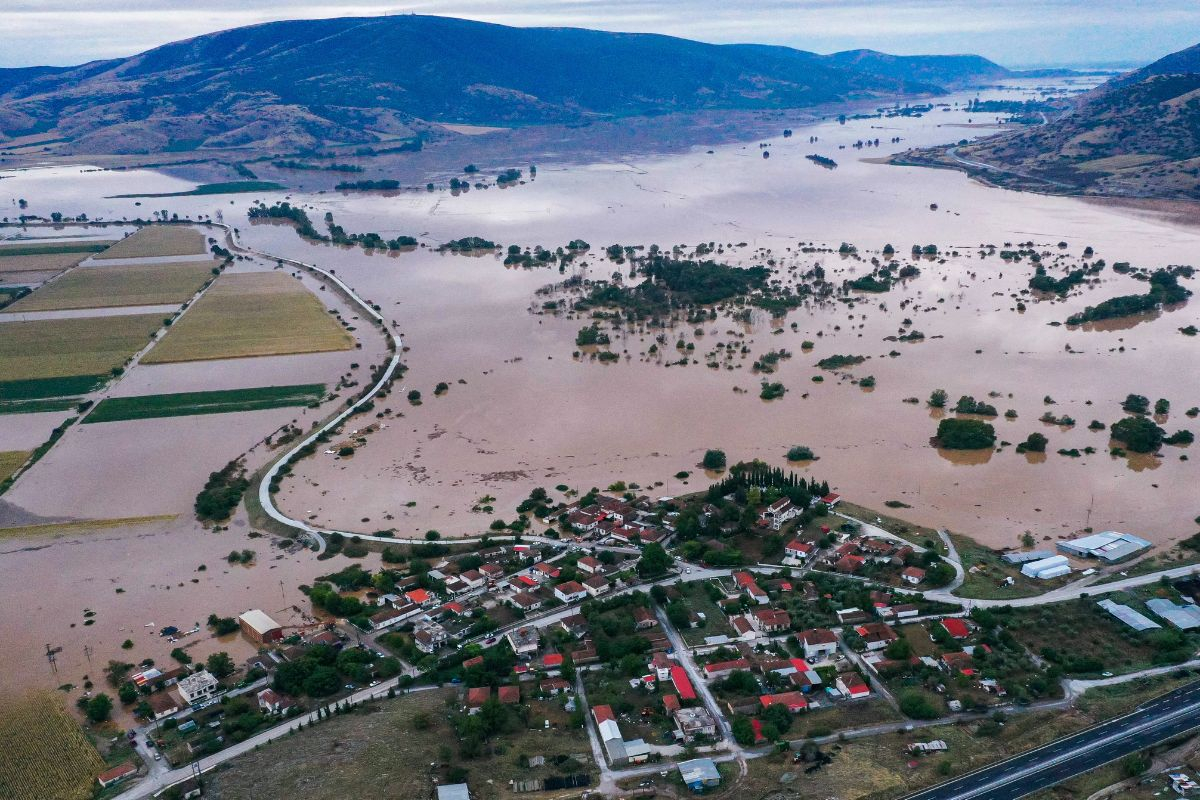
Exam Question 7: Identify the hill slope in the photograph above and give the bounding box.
[897,42,1200,200]
[0,14,1017,156]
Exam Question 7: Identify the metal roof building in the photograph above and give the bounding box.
[1057,531,1152,563]
[1098,599,1161,631]
[436,784,471,800]
[1020,555,1070,579]
[1146,599,1200,630]
[1001,550,1054,565]
[678,757,721,792]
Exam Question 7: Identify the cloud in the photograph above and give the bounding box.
[1,0,1197,68]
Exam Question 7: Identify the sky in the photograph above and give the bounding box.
[2,0,1197,69]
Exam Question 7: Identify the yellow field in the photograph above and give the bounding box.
[142,271,354,364]
[0,692,106,800]
[0,313,163,380]
[92,225,207,259]
[3,261,216,312]
[0,252,92,273]
[0,450,30,482]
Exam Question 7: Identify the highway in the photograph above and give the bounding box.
[901,681,1200,800]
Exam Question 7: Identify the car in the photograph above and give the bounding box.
[345,684,356,690]
[1101,671,1114,677]
[684,568,691,574]
[153,752,161,761]
[369,681,379,687]
[484,637,497,645]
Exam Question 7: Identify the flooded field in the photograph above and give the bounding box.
[1,76,1198,700]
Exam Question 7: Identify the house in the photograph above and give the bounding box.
[663,693,682,713]
[860,539,896,561]
[760,691,808,713]
[583,575,610,597]
[511,591,543,613]
[593,704,650,766]
[543,653,564,670]
[941,651,974,675]
[632,606,657,630]
[820,493,841,507]
[678,757,722,792]
[941,618,971,639]
[568,508,601,533]
[533,562,560,581]
[405,588,433,606]
[437,785,471,800]
[854,622,898,651]
[466,686,491,711]
[444,577,469,595]
[892,603,920,619]
[783,540,814,565]
[799,628,839,661]
[673,706,718,741]
[176,670,219,705]
[479,563,505,581]
[750,607,791,634]
[703,658,751,680]
[732,571,770,604]
[370,605,410,631]
[788,659,823,691]
[670,666,697,701]
[238,609,283,644]
[724,696,760,715]
[835,607,870,625]
[759,498,799,531]
[554,581,587,603]
[836,554,866,574]
[498,685,521,704]
[836,672,871,699]
[577,555,603,574]
[901,566,926,585]
[414,621,449,654]
[572,643,599,664]
[506,626,540,657]
[541,677,571,695]
[459,569,486,589]
[97,763,137,789]
[146,691,180,720]
[729,615,757,640]
[650,652,674,681]
[256,688,296,715]
[559,613,588,638]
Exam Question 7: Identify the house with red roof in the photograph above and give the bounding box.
[760,691,808,713]
[543,653,564,670]
[854,622,899,651]
[703,658,751,679]
[498,685,521,704]
[836,672,870,699]
[405,588,432,606]
[750,607,791,634]
[97,763,137,790]
[577,555,603,574]
[583,574,610,597]
[510,591,543,612]
[466,686,491,711]
[784,540,814,565]
[941,618,971,639]
[632,606,657,630]
[901,566,926,585]
[729,615,756,640]
[663,693,681,713]
[820,493,841,507]
[541,678,571,695]
[670,666,696,701]
[836,554,867,574]
[462,655,484,669]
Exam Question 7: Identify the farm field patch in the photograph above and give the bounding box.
[0,314,162,382]
[92,225,207,259]
[0,241,115,258]
[3,261,215,312]
[141,271,353,363]
[0,450,30,482]
[85,383,325,423]
[0,692,106,800]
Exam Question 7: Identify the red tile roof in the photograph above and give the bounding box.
[498,685,520,704]
[543,653,564,668]
[592,703,616,723]
[670,666,696,701]
[406,588,430,603]
[703,658,751,675]
[942,618,970,639]
[663,693,681,712]
[760,691,808,712]
[467,686,491,706]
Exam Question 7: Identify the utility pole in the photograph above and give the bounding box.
[45,643,62,674]
[83,644,93,667]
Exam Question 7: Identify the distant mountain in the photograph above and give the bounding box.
[0,15,1021,156]
[897,41,1200,200]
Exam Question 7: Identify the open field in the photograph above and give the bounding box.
[0,397,80,414]
[0,251,93,275]
[205,687,594,800]
[0,692,106,800]
[92,225,207,259]
[85,383,325,423]
[3,261,215,312]
[0,514,175,541]
[0,375,107,401]
[0,450,30,482]
[0,241,115,258]
[141,271,354,364]
[0,314,162,381]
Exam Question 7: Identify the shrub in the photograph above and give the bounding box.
[702,449,727,470]
[935,418,996,450]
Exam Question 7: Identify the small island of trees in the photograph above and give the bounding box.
[935,418,996,450]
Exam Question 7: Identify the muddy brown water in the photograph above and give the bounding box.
[1,77,1198,705]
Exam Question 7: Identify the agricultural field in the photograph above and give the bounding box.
[0,252,93,277]
[0,450,30,482]
[0,314,163,382]
[204,687,593,800]
[0,240,115,258]
[3,261,216,312]
[142,271,354,364]
[0,375,107,401]
[0,692,106,800]
[84,383,325,423]
[92,225,207,259]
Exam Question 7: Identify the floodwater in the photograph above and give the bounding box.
[1,76,1198,701]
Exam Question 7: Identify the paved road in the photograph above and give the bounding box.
[901,681,1200,800]
[924,563,1200,608]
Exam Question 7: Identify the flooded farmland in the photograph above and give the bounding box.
[1,76,1198,700]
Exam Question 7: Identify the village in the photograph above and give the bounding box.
[90,462,1200,800]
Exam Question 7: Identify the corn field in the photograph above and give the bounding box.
[0,692,106,800]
